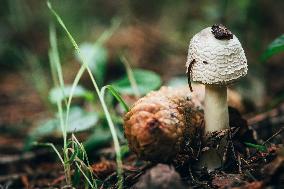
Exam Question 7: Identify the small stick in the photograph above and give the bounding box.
[262,126,284,145]
[240,157,250,166]
[188,167,196,182]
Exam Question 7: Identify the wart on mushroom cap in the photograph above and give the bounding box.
[186,25,247,86]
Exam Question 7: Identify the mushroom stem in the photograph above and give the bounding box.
[204,85,229,133]
[199,85,229,170]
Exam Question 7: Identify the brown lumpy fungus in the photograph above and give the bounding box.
[124,86,204,162]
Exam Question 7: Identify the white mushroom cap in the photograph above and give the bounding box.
[186,25,248,86]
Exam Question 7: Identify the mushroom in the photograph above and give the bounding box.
[186,24,248,169]
[124,86,204,163]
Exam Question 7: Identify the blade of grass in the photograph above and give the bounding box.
[33,142,64,165]
[101,85,129,112]
[47,1,123,188]
[65,142,79,164]
[48,51,59,86]
[72,134,97,188]
[120,55,140,98]
[75,161,95,188]
[49,24,68,151]
[56,97,66,148]
[72,134,92,167]
[96,18,121,46]
[48,15,71,185]
[49,22,67,106]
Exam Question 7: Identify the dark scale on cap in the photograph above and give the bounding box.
[211,24,233,40]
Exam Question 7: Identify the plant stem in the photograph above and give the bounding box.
[120,55,140,98]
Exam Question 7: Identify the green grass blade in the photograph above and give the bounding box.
[34,142,64,165]
[48,12,71,184]
[56,100,67,147]
[48,22,67,148]
[96,18,121,45]
[75,161,95,188]
[120,55,140,97]
[49,22,67,106]
[48,51,59,86]
[101,85,129,112]
[72,134,97,188]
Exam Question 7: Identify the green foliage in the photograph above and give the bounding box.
[76,43,108,86]
[84,127,112,152]
[261,34,284,108]
[25,120,57,150]
[25,107,98,149]
[167,76,188,87]
[49,85,94,104]
[112,69,162,95]
[63,107,99,133]
[261,34,284,62]
[120,144,130,159]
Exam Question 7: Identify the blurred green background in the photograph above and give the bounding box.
[0,0,284,139]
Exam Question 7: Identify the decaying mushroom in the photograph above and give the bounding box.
[124,86,204,162]
[186,24,248,169]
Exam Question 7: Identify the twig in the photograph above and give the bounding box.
[188,167,208,186]
[240,157,250,166]
[246,105,282,125]
[188,167,196,182]
[262,126,284,145]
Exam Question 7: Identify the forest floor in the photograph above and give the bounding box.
[0,70,283,189]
